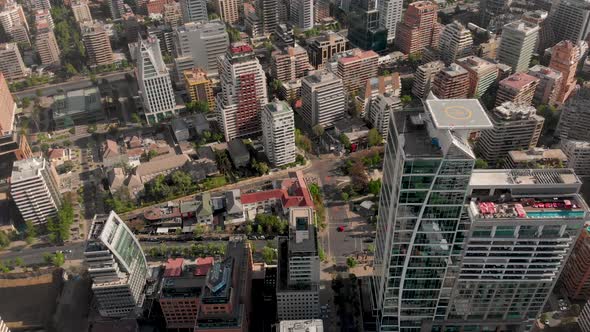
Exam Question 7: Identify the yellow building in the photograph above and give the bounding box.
[183,68,214,110]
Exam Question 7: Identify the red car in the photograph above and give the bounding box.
[337,226,345,232]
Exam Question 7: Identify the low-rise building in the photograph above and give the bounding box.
[505,148,567,169]
[102,139,127,168]
[47,148,71,167]
[227,139,250,168]
[52,87,103,129]
[171,118,189,142]
[135,154,190,183]
[278,319,324,331]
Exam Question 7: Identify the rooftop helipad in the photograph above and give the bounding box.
[425,99,493,130]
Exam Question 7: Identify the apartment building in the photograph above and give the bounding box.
[557,87,590,142]
[0,1,30,45]
[378,0,403,43]
[396,1,440,55]
[412,60,445,98]
[439,21,473,65]
[271,44,313,82]
[431,63,470,99]
[71,0,92,23]
[183,68,214,110]
[495,72,539,107]
[497,20,539,73]
[307,32,347,69]
[336,48,379,94]
[456,56,498,98]
[163,2,182,27]
[550,0,590,43]
[368,92,402,137]
[562,140,590,176]
[0,43,29,80]
[527,65,563,106]
[262,101,296,167]
[178,0,206,23]
[477,102,544,164]
[300,70,346,128]
[290,0,313,30]
[213,0,239,24]
[81,21,115,67]
[559,226,590,301]
[357,72,401,117]
[10,157,61,224]
[35,30,60,65]
[549,40,581,104]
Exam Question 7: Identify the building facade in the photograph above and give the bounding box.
[35,30,60,65]
[561,140,590,176]
[183,68,214,110]
[559,226,590,300]
[368,92,402,137]
[262,101,296,167]
[307,32,347,69]
[300,70,346,128]
[85,212,148,318]
[173,20,229,77]
[378,0,403,43]
[213,0,239,24]
[71,0,92,23]
[10,157,61,224]
[527,65,563,106]
[81,21,115,67]
[495,72,539,107]
[336,48,379,94]
[497,20,539,73]
[271,44,313,82]
[396,1,440,55]
[456,56,498,98]
[412,61,445,99]
[347,0,387,52]
[550,0,590,43]
[431,63,470,99]
[178,0,206,23]
[0,43,29,80]
[557,87,590,142]
[549,40,580,104]
[438,21,473,65]
[290,0,313,31]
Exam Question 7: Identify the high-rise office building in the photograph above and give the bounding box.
[347,0,387,52]
[522,9,554,54]
[559,214,590,300]
[412,60,445,98]
[277,207,320,321]
[271,44,313,82]
[456,56,498,98]
[85,211,148,318]
[476,102,544,164]
[183,68,214,110]
[558,87,590,142]
[368,92,402,136]
[307,32,348,69]
[262,101,296,167]
[549,40,580,104]
[561,139,590,176]
[173,20,229,78]
[378,0,403,43]
[497,20,539,73]
[179,0,206,23]
[216,43,268,141]
[10,157,61,224]
[35,31,60,65]
[396,1,440,55]
[0,1,30,46]
[0,43,29,80]
[213,0,239,25]
[550,0,590,43]
[71,0,92,23]
[527,65,563,106]
[136,36,177,124]
[258,0,279,34]
[431,63,470,99]
[372,96,493,331]
[290,0,313,31]
[300,70,346,128]
[439,21,473,65]
[81,21,115,67]
[495,72,539,106]
[336,48,379,94]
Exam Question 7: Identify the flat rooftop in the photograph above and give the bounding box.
[425,99,493,130]
[469,169,582,187]
[393,110,443,158]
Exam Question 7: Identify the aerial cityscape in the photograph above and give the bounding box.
[1,0,590,331]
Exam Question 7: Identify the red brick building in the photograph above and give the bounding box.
[495,72,540,107]
[396,1,440,55]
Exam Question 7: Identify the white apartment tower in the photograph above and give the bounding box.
[0,43,29,80]
[10,157,62,224]
[368,92,402,137]
[0,1,30,46]
[439,21,473,65]
[259,0,279,34]
[290,0,314,31]
[551,0,590,43]
[35,31,60,65]
[379,0,403,43]
[85,211,148,318]
[497,20,539,73]
[179,0,207,23]
[412,60,444,99]
[300,70,346,128]
[262,101,296,167]
[173,20,229,78]
[216,43,268,141]
[136,36,177,124]
[71,0,92,23]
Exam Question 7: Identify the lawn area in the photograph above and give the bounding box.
[201,175,227,190]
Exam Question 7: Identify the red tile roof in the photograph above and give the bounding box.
[241,189,284,204]
[195,257,214,276]
[500,73,539,90]
[240,171,314,208]
[164,258,184,277]
[47,148,65,160]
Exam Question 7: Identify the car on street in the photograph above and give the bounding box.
[337,226,345,232]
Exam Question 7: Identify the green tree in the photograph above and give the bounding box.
[312,124,325,137]
[475,159,488,169]
[367,128,383,147]
[24,220,36,244]
[14,257,24,267]
[0,231,9,249]
[318,245,327,262]
[256,225,264,234]
[52,252,65,267]
[130,113,141,123]
[339,133,351,150]
[341,192,349,201]
[170,171,194,194]
[350,160,369,193]
[186,100,209,113]
[47,200,74,244]
[400,95,412,106]
[21,97,31,108]
[261,246,276,264]
[368,179,382,196]
[271,79,282,94]
[346,256,358,268]
[367,244,375,253]
[295,129,312,152]
[245,224,253,235]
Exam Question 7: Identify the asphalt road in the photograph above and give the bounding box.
[0,242,85,265]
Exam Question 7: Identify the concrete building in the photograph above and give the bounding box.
[34,9,53,30]
[257,0,278,34]
[562,140,590,176]
[522,9,554,54]
[0,316,9,332]
[85,212,148,318]
[479,0,510,28]
[278,319,324,331]
[183,68,214,110]
[580,300,590,332]
[439,21,473,65]
[307,32,347,69]
[35,31,60,65]
[314,0,330,24]
[136,35,177,124]
[262,101,296,167]
[0,73,15,137]
[194,238,252,331]
[396,1,440,55]
[336,48,379,95]
[505,148,568,169]
[0,43,29,80]
[213,0,239,25]
[10,157,61,224]
[527,65,563,106]
[371,97,493,331]
[216,43,268,141]
[0,1,30,46]
[53,87,103,129]
[557,87,590,142]
[368,92,402,137]
[495,72,539,107]
[378,0,403,43]
[290,0,313,31]
[456,56,498,98]
[497,20,539,73]
[431,63,470,99]
[277,207,320,321]
[412,60,444,98]
[71,0,92,23]
[173,20,229,77]
[476,102,544,164]
[271,44,313,83]
[549,40,580,104]
[550,0,590,43]
[347,0,387,52]
[357,72,401,117]
[81,21,115,67]
[300,70,346,128]
[109,0,125,19]
[163,2,182,28]
[158,257,212,329]
[559,223,590,301]
[179,0,206,23]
